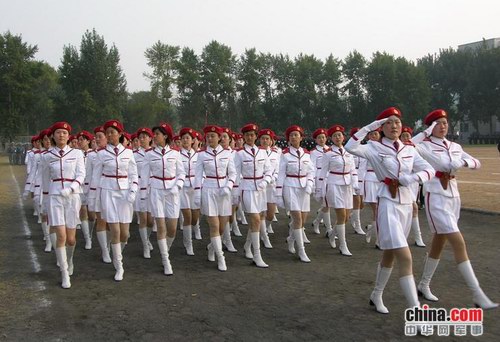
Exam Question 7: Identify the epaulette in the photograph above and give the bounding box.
[97,147,106,151]
[303,150,310,154]
[403,141,415,147]
[145,147,154,152]
[258,146,266,150]
[282,148,290,154]
[234,147,243,152]
[223,147,231,151]
[271,147,278,152]
[198,147,207,152]
[126,146,132,150]
[171,146,180,152]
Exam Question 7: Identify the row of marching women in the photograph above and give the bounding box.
[23,110,498,314]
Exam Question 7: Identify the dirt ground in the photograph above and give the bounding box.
[0,154,499,341]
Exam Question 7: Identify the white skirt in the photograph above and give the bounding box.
[48,194,81,229]
[88,188,102,213]
[100,189,133,224]
[283,186,310,212]
[424,192,460,234]
[363,181,381,203]
[201,187,232,217]
[376,197,412,250]
[149,188,180,219]
[241,189,267,213]
[134,190,149,212]
[324,183,353,209]
[180,187,200,210]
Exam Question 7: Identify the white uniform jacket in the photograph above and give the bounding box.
[310,145,329,189]
[345,136,434,205]
[194,145,236,190]
[265,146,281,185]
[276,146,315,190]
[24,148,40,193]
[179,148,198,188]
[318,145,358,187]
[413,135,480,198]
[41,146,85,195]
[140,146,186,190]
[234,144,273,191]
[90,144,138,192]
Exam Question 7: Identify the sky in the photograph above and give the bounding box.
[2,0,499,92]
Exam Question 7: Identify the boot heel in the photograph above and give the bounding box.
[369,299,375,306]
[417,290,423,297]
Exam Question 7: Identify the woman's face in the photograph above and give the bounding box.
[288,131,302,147]
[243,131,257,146]
[106,127,121,146]
[181,134,193,150]
[330,132,344,147]
[400,131,412,143]
[95,132,107,148]
[259,135,272,148]
[368,131,380,141]
[315,134,327,147]
[431,118,449,139]
[54,129,69,147]
[78,136,90,150]
[220,132,231,148]
[42,135,52,149]
[382,115,402,140]
[206,132,220,148]
[153,130,167,147]
[138,133,151,149]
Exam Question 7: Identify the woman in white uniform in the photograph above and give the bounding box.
[348,127,366,236]
[345,107,434,314]
[310,128,331,236]
[178,127,200,256]
[258,129,280,235]
[399,126,425,248]
[317,124,358,256]
[134,127,155,259]
[41,122,85,289]
[77,130,94,250]
[275,125,315,263]
[193,125,237,271]
[413,109,498,309]
[141,123,186,275]
[91,120,138,281]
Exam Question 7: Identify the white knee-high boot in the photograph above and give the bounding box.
[411,216,425,247]
[417,254,439,301]
[312,209,323,234]
[251,232,268,268]
[42,222,52,252]
[266,219,274,234]
[302,227,311,244]
[55,247,71,289]
[80,220,92,250]
[244,228,253,259]
[336,224,352,256]
[400,275,420,308]
[193,219,202,240]
[96,231,111,263]
[111,243,124,281]
[458,260,498,309]
[158,238,173,275]
[286,225,296,254]
[294,228,310,263]
[66,244,76,276]
[231,213,242,236]
[260,220,273,248]
[222,222,237,253]
[351,209,365,235]
[139,227,151,259]
[182,225,194,256]
[324,210,333,237]
[370,264,392,314]
[212,236,226,271]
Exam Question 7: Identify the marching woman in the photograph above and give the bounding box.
[413,109,498,309]
[234,124,273,268]
[348,127,366,235]
[345,107,434,314]
[193,125,237,271]
[317,125,358,256]
[275,125,315,263]
[258,129,280,235]
[134,127,155,259]
[90,120,138,281]
[41,122,85,288]
[399,126,426,247]
[310,128,331,236]
[220,127,238,253]
[77,130,94,250]
[178,127,200,256]
[141,123,186,275]
[87,126,112,263]
[191,130,203,240]
[229,131,243,238]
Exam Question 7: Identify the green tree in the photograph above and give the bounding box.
[341,51,368,126]
[318,54,343,127]
[144,41,180,102]
[236,48,264,128]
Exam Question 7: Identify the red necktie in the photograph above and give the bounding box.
[59,149,64,157]
[443,141,448,148]
[393,141,399,151]
[339,147,343,154]
[251,147,255,155]
[161,148,165,155]
[114,147,119,155]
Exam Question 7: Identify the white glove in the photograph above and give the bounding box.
[169,185,180,195]
[60,188,72,198]
[364,118,388,132]
[219,186,231,197]
[275,195,285,208]
[398,174,419,187]
[352,182,360,191]
[127,190,137,203]
[257,180,268,191]
[193,193,201,207]
[22,190,30,200]
[305,183,313,195]
[424,121,438,137]
[450,158,465,171]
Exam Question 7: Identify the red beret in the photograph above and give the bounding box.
[327,125,345,137]
[51,122,72,135]
[153,123,174,139]
[220,127,232,135]
[235,133,243,140]
[376,107,402,120]
[258,128,276,140]
[173,135,180,141]
[31,135,39,143]
[424,109,448,126]
[312,128,327,139]
[93,126,105,134]
[241,123,259,134]
[230,131,237,140]
[349,127,360,136]
[194,131,202,140]
[78,130,94,141]
[39,128,52,138]
[103,120,124,133]
[401,126,413,135]
[285,125,304,140]
[136,127,153,138]
[122,132,132,141]
[203,125,223,136]
[179,127,196,139]
[130,133,137,140]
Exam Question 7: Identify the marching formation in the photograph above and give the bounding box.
[22,107,498,314]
